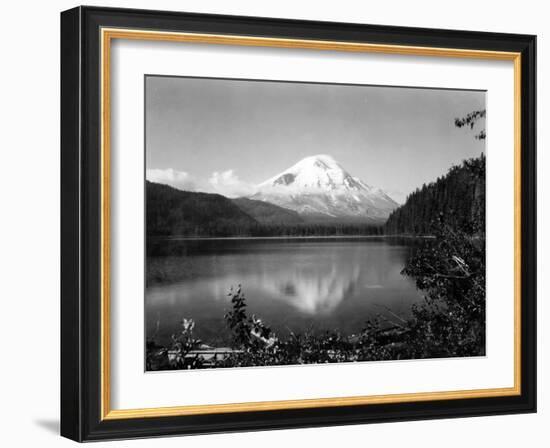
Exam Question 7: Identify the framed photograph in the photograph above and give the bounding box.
[60,6,536,441]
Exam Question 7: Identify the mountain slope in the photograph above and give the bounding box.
[232,197,304,225]
[147,181,259,237]
[251,155,398,221]
[385,154,485,235]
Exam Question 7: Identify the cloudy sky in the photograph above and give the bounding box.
[145,75,485,202]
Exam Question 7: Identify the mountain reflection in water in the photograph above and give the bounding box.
[246,263,360,315]
[146,238,424,346]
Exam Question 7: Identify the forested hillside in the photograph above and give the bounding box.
[146,181,258,237]
[385,154,485,235]
[231,197,304,225]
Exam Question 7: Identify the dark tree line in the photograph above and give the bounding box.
[245,222,384,237]
[385,154,485,236]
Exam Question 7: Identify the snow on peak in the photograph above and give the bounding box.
[252,155,399,220]
[258,154,372,193]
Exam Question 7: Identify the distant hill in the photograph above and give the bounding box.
[147,181,258,237]
[385,154,485,235]
[232,197,304,225]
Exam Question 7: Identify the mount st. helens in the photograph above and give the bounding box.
[251,155,398,221]
[146,155,397,240]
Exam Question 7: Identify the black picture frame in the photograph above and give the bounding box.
[61,5,536,442]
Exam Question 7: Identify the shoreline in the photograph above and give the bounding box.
[151,234,436,241]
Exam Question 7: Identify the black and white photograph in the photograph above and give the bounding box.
[144,76,487,371]
[51,4,540,443]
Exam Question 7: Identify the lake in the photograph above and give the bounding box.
[145,237,426,347]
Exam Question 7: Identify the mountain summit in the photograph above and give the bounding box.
[251,155,398,221]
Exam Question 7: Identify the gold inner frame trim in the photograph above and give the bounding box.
[100,27,522,421]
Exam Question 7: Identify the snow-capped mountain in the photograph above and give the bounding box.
[250,155,398,220]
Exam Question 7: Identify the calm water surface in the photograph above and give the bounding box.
[146,237,426,346]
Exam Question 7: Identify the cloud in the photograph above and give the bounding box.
[208,169,257,198]
[146,167,256,198]
[146,168,196,191]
